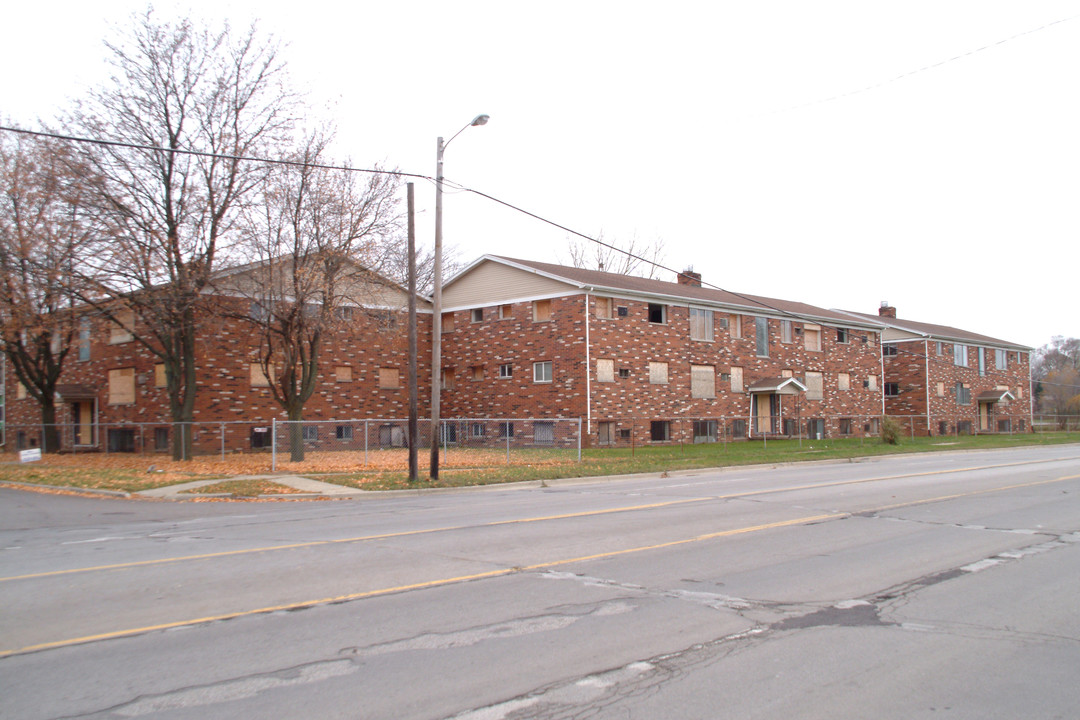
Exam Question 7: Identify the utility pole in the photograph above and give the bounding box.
[407,182,418,482]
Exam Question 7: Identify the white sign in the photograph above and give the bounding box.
[19,448,42,463]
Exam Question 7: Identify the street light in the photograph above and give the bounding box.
[431,114,489,479]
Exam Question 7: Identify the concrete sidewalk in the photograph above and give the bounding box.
[136,475,367,499]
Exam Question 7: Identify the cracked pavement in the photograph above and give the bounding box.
[2,445,1079,719]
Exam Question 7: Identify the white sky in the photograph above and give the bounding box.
[2,1,1077,349]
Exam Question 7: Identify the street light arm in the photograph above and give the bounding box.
[443,114,490,153]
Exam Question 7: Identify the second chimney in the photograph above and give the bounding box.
[678,269,702,287]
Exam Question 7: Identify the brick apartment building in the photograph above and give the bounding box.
[3,255,1034,454]
[838,303,1033,436]
[3,266,430,453]
[439,256,886,446]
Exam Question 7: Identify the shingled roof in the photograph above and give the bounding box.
[838,310,1030,350]
[483,256,879,328]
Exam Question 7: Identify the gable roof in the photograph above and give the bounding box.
[447,255,880,328]
[836,310,1030,351]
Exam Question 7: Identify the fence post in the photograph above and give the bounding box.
[577,417,582,462]
[364,419,368,466]
[505,421,510,464]
[104,423,109,455]
[271,418,277,472]
[221,422,225,460]
[139,424,145,456]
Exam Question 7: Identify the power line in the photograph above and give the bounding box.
[771,13,1078,115]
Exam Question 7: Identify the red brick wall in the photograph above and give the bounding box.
[4,297,431,450]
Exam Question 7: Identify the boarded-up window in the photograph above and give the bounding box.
[689,308,714,341]
[499,304,513,319]
[16,382,27,400]
[335,366,353,382]
[781,320,793,343]
[867,375,878,391]
[805,371,823,400]
[690,364,715,399]
[936,381,945,397]
[732,315,742,338]
[470,365,484,381]
[108,367,136,405]
[441,368,455,390]
[595,297,613,319]
[109,310,134,344]
[155,363,167,388]
[597,358,615,383]
[533,299,552,322]
[379,367,400,389]
[250,363,273,387]
[804,324,821,352]
[442,312,455,332]
[648,361,669,385]
[730,366,743,393]
[837,372,850,391]
[1016,386,1023,399]
[781,369,794,378]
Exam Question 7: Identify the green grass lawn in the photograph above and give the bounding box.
[313,431,1080,491]
[2,431,1077,495]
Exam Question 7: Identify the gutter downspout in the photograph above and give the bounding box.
[925,339,932,436]
[879,335,886,417]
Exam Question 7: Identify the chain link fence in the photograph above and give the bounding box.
[0,411,1063,468]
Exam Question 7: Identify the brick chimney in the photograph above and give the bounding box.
[878,301,896,318]
[677,269,702,287]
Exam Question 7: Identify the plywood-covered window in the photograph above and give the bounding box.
[804,324,821,352]
[595,297,614,319]
[597,358,615,383]
[690,364,715,399]
[837,372,850,391]
[379,367,400,389]
[109,310,135,344]
[442,312,455,332]
[805,371,823,400]
[499,304,513,320]
[335,366,353,382]
[936,381,945,397]
[470,365,484,381]
[155,363,167,388]
[730,366,743,393]
[532,299,552,322]
[108,367,136,405]
[866,374,878,391]
[250,363,273,387]
[648,361,669,385]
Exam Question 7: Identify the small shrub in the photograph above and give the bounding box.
[880,415,902,445]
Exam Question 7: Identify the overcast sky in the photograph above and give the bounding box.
[2,1,1076,349]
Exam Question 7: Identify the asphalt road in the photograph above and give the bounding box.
[2,445,1079,719]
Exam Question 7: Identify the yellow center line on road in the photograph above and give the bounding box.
[3,459,1078,584]
[2,471,1079,658]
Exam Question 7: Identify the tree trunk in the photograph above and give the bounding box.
[287,404,304,462]
[40,399,61,454]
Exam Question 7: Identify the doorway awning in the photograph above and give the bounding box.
[976,389,1015,403]
[748,377,807,395]
[55,384,99,401]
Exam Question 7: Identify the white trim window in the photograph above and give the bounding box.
[533,361,552,383]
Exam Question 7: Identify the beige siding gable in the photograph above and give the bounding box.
[444,260,577,308]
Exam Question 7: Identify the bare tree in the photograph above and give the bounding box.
[1034,336,1080,424]
[226,134,401,461]
[372,240,462,297]
[0,131,93,452]
[69,11,297,459]
[563,231,666,278]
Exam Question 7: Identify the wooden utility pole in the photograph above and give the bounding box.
[406,183,418,482]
